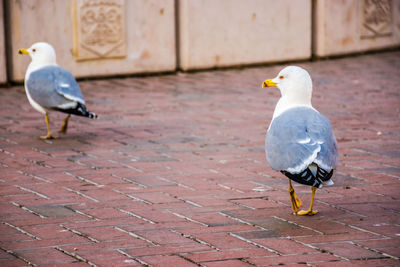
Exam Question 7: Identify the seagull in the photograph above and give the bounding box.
[262,66,338,215]
[18,42,97,139]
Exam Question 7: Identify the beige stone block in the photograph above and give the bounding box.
[313,0,400,57]
[8,0,176,82]
[0,0,7,84]
[178,0,312,70]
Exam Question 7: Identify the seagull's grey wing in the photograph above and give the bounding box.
[27,66,85,109]
[266,107,338,174]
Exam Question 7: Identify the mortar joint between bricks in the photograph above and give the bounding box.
[286,236,348,261]
[2,222,41,240]
[0,148,15,156]
[112,189,153,205]
[350,241,399,260]
[218,211,269,231]
[272,216,324,235]
[175,253,204,267]
[62,186,100,203]
[17,170,53,183]
[64,171,101,186]
[116,249,152,266]
[59,224,100,243]
[31,146,55,157]
[169,211,209,227]
[115,208,157,224]
[23,157,52,168]
[229,232,281,255]
[10,201,47,218]
[317,199,367,217]
[63,206,99,220]
[54,247,97,267]
[0,246,37,267]
[14,185,50,199]
[170,229,220,251]
[240,258,258,267]
[114,226,159,246]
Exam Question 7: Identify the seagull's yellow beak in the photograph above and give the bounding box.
[18,48,29,55]
[262,79,278,88]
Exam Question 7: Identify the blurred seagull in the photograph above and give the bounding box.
[262,66,338,215]
[18,42,97,139]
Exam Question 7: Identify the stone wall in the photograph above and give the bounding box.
[178,0,311,70]
[7,0,176,82]
[1,0,399,83]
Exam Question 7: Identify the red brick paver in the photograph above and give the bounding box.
[1,52,400,266]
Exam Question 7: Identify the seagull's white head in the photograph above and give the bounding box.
[18,42,57,65]
[262,66,312,98]
[262,66,314,118]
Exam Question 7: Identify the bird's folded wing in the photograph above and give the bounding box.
[266,107,338,174]
[27,66,85,109]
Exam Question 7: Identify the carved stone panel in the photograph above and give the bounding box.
[361,0,393,38]
[73,0,126,61]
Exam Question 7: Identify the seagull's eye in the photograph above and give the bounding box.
[279,75,284,80]
[32,49,36,52]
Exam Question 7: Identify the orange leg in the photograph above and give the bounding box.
[288,179,302,214]
[296,186,318,216]
[40,113,57,139]
[59,114,71,134]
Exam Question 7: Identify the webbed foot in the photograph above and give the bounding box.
[40,134,58,140]
[296,209,318,216]
[294,186,318,216]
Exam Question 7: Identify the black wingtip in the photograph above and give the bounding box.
[54,103,98,119]
[88,112,98,119]
[281,164,334,188]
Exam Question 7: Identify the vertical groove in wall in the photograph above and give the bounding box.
[2,0,9,83]
[174,0,181,71]
[311,0,316,60]
[3,0,12,82]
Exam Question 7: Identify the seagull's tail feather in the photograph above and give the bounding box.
[84,108,98,119]
[55,103,98,119]
[87,112,98,119]
[281,164,334,188]
[76,103,98,119]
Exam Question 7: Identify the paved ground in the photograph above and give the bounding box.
[0,51,399,267]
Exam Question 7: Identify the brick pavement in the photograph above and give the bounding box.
[0,51,399,266]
